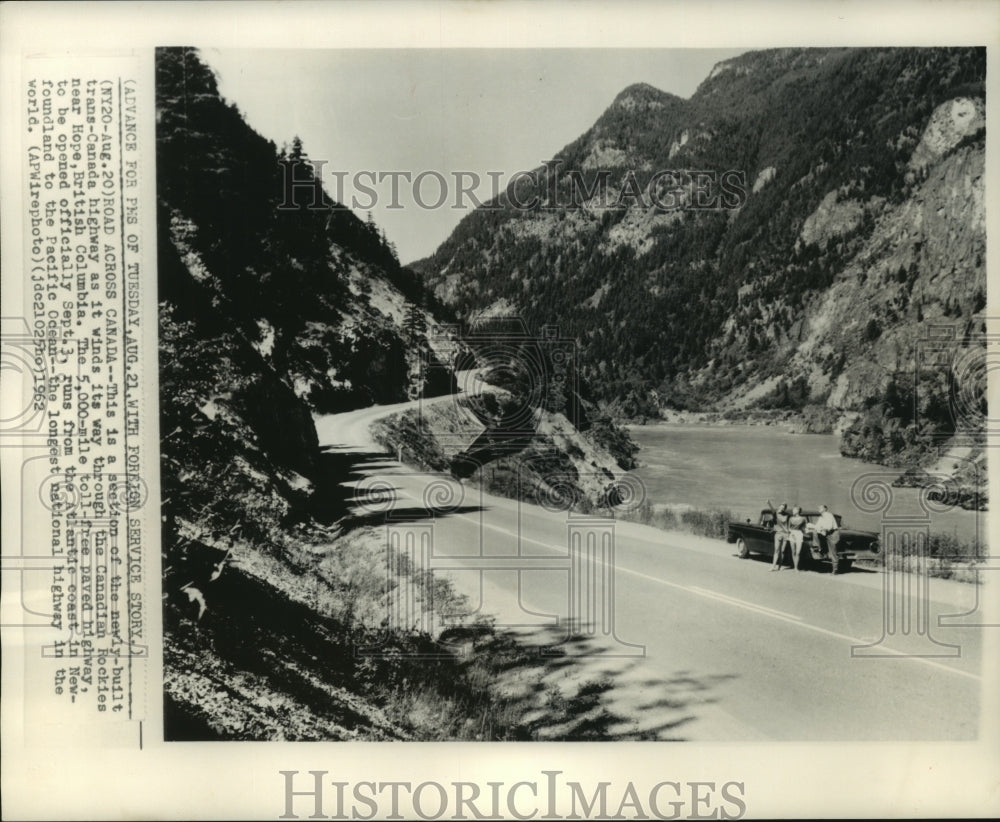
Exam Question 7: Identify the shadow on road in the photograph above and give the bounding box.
[738,550,877,575]
[311,446,485,534]
[448,624,738,741]
[310,448,392,525]
[341,505,485,534]
[309,443,734,741]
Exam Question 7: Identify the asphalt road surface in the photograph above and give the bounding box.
[315,399,984,741]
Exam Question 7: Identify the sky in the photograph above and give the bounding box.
[202,48,747,264]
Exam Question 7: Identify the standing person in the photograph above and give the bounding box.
[771,503,791,571]
[815,504,842,575]
[787,506,808,571]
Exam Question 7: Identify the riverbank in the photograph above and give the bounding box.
[617,500,984,584]
[626,421,986,545]
[631,413,987,512]
[637,405,852,434]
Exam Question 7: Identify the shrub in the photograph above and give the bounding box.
[584,415,640,470]
[620,504,728,539]
[651,508,679,531]
[679,508,734,539]
[630,498,655,525]
[864,317,882,341]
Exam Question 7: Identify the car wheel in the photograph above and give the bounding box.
[839,559,853,572]
[737,538,749,559]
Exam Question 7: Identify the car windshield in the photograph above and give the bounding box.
[755,510,843,526]
[803,512,843,526]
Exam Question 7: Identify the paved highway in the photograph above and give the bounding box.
[315,400,983,741]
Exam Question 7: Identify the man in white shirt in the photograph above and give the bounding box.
[815,504,842,575]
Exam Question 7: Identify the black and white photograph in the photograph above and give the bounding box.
[2,2,998,820]
[158,43,987,744]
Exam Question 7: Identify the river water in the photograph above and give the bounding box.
[627,423,984,543]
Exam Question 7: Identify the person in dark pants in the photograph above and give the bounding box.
[771,503,791,571]
[815,504,842,575]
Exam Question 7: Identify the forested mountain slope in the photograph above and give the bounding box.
[414,48,986,468]
[156,48,467,738]
[156,48,637,739]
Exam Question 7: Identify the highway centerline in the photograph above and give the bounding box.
[687,585,804,620]
[369,474,983,682]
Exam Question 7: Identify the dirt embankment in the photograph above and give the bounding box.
[164,514,554,741]
[370,392,629,512]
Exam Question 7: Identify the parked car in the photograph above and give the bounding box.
[726,508,880,571]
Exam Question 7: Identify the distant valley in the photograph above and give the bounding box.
[414,47,986,482]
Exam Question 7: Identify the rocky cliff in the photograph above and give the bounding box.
[156,48,511,740]
[413,48,986,476]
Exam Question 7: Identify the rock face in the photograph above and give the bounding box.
[413,47,986,469]
[156,46,463,550]
[798,190,867,248]
[157,48,476,739]
[752,166,776,193]
[791,142,984,414]
[908,97,985,171]
[372,392,627,511]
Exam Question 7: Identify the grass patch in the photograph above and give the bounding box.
[622,498,735,540]
[622,500,985,582]
[855,530,986,583]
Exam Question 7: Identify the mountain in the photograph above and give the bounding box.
[155,48,636,740]
[156,48,484,739]
[156,45,466,591]
[413,48,986,468]
[156,49,457,416]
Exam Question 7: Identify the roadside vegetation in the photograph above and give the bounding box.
[622,500,736,540]
[620,499,985,583]
[855,531,987,584]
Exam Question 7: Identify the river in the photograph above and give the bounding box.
[627,423,984,543]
